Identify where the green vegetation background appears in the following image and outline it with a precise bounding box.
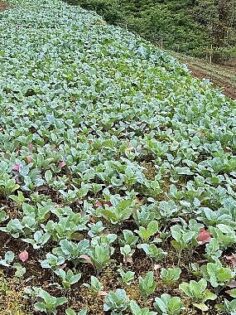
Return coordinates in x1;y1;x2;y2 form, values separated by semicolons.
66;0;236;60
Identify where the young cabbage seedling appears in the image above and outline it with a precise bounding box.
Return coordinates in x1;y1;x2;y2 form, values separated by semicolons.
130;300;157;315
171;224;197;251
179;279;217;311
198;207;231;226
135;221;159;242
54;269;82;289
118;268;135;285
209;225;236;249
120;244;135;264
204;239;222;262
88;221;105;237
170;223;197;264
84;276;104;295
99;198;134;224
133;205;156;227
0;251;15;267
138;244;167;262
66;308;88;315
154;294;184;315
14;263;26;278
9;191;27;207
0;175;20;197
40;253;65;270
26;287;67;315
221;299;236;314
0;209;8;223
201;261;234;288
23;230;51;249
160;267;181;285
120;229;139;247
89;244;112;273
0;219;24;238
103;289;130;314
53;239;90;262
59;189;78;205
139;271;157;298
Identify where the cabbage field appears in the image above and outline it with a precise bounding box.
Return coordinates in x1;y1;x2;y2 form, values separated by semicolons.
0;0;236;314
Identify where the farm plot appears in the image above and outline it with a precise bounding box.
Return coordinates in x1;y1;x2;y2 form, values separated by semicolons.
0;1;236;314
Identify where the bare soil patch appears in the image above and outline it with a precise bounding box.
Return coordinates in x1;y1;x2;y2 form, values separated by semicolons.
0;1;9;11
189;64;236;100
174;52;236;100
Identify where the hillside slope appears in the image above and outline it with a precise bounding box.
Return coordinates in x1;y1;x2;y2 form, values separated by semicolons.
0;1;236;314
67;0;236;60
65;0;236;99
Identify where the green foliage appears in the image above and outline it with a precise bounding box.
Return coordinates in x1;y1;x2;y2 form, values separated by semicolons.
201;262;234;288
0;251;15;267
89;244;113;272
25;287;67;315
99;198;135;224
120;244;135;263
204;239;222;262
160;267;181;285
138;244;167;262
153;294;184;315
0;1;235;313
64;0;205;56
135;221;159;242
120;230;139;247
53;239;90;261
0;174;20;197
9;191;27;207
0;209;8;223
130;300;157;315
67;0;236;59
84;276;104;294
179;279;217;311
66;309;88;315
55;269;82;289
118;268;135;285
170;224;197;251
13;263;26;278
103;289;130;314
23;230;51;249
139;271;157;298
40;253;65;270
221;299;236;314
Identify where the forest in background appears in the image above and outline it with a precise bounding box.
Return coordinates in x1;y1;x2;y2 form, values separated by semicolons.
66;0;236;63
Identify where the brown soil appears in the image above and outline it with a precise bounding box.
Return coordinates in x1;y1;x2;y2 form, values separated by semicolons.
173;52;236;100
189;64;236;100
0;1;8;11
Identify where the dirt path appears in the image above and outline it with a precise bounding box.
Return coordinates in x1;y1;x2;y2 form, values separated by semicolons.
174;53;236;100
188;64;236;100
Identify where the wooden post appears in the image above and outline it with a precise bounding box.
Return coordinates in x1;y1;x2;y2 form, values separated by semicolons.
209;44;213;64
